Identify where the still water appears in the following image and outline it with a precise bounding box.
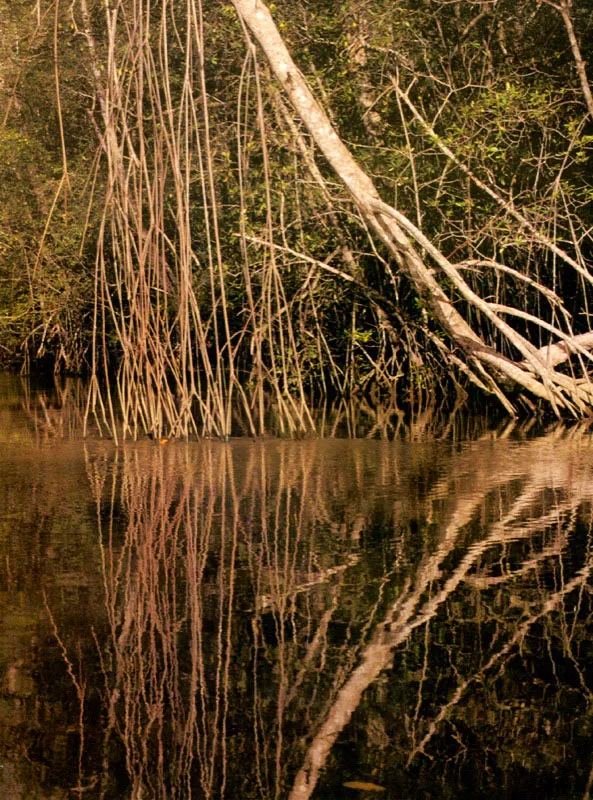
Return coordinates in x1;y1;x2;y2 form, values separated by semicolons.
1;376;593;799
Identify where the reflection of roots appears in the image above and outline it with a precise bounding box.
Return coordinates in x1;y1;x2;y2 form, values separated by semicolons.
85;429;593;799
89;441;374;798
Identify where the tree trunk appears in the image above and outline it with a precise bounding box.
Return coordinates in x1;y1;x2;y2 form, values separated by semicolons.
231;0;593;417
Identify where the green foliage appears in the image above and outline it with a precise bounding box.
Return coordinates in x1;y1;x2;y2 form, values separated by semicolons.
1;0;593;412
0;1;98;371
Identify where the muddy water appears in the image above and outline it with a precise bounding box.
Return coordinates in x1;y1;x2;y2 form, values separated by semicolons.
1;375;593;799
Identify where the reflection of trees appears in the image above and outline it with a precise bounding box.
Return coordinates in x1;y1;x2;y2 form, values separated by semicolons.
18;375;90;443
84;427;593;798
290;429;593;799
87;440;380;798
0;377;103;798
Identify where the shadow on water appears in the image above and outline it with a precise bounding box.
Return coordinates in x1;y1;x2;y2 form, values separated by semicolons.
1;376;593;798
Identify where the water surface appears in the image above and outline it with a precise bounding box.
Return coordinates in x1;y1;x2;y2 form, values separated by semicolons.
1;376;593;799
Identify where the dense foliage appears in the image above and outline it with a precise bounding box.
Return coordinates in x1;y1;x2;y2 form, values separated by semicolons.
1;1;592;431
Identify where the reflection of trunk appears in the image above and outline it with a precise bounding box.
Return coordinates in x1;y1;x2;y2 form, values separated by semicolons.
288;433;593;800
232;0;593;416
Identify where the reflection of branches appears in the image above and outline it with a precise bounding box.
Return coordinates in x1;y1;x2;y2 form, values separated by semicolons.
43;591;90;796
80;427;593;799
289;431;593;800
408;554;593;765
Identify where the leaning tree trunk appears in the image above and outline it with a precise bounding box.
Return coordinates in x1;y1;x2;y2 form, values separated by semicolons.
231;0;593;417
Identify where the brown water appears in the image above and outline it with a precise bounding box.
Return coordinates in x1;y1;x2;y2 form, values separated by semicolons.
1;375;593;799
